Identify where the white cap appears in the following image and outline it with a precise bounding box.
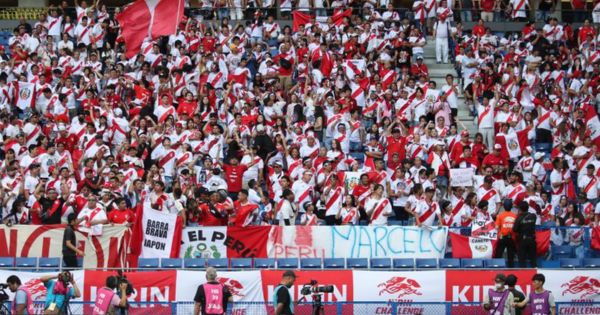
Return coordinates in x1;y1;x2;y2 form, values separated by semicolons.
534;152;545;160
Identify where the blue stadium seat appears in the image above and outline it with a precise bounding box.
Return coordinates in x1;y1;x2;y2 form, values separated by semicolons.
161;258;183;269
560;258;582;268
583;258;600;268
539;260;560;269
15;258;37;270
138;258;159;270
300;258;322;269
184;258;206;269
0;257;14;268
323;258;345;269
38;257;60;270
346;258;368;269
253;258;276;269
484;259;507;268
277;258;298;269
230;258;252;269
552;245;575;259
461;259;484;268
416;258;438;269
207;258;229;269
370;258;391;269
393;258;415;270
439;258;460;268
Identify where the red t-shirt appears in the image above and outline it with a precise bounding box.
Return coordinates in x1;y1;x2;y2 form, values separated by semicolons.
108;209;136;224
481;0;495;11
274;53;294;76
386;135;407;161
177;100;197;117
222;164;248;193
199;203;227;226
231;201;259;227
472;25;486;37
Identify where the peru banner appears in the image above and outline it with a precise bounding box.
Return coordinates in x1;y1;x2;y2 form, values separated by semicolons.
117;0;185;57
267;226;448;259
0;225;129;269
353;270;446;315
449;232;496;258
180;226;269;259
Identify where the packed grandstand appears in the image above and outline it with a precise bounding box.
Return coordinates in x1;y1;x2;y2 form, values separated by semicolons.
0;0;599;314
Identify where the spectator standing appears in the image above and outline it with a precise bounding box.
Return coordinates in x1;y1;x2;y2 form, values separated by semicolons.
495;199;517;268
513;201;538;268
62;213;83;269
193;267;232;315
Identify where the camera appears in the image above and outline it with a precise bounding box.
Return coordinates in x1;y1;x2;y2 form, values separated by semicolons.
58;271;72;286
300;280;334;296
116;270;134;296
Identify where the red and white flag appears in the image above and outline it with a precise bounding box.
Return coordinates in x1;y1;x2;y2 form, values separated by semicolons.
116;0;185;58
582;103;600;148
495;128;530;159
450;232;497;258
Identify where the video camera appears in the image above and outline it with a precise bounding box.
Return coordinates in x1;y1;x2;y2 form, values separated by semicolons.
300;280;334;296
116;270;134;296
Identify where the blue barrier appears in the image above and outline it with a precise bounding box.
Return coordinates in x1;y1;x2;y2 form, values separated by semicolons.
4;301;599;315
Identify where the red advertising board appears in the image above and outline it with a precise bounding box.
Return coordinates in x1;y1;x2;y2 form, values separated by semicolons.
260;270;354;314
446;269;537;315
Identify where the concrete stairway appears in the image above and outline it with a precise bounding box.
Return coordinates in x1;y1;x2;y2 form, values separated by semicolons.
423;39;478;137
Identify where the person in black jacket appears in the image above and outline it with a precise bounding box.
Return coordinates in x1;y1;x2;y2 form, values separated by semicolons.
512;201;538;267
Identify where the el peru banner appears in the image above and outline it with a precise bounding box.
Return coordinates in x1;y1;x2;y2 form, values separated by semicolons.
0;225;129;269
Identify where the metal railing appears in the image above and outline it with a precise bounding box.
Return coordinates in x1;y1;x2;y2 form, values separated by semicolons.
3;301;598;315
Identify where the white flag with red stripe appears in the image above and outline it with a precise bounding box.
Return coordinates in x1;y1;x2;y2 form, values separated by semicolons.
117;0;185;58
583;103;600;148
344;59;366;80
449;232;497;258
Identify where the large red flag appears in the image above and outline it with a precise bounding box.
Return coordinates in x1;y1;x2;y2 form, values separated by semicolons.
332;8;352;26
592;227;600;251
535;230;550;256
292;11;311;32
117;0;185;58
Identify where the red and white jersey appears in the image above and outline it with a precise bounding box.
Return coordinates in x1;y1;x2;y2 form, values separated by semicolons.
477;104;494;128
366;197;392;226
414;199;440;226
22;122;42;147
579;174;600;200
154;104;177;123
150;145;177;176
324;186;344;216
292;180;314;206
516;156;534;183
1;175;22;195
549;169;568;196
77;205;107;235
476;186;501;214
300;212;319;226
504;183;526;202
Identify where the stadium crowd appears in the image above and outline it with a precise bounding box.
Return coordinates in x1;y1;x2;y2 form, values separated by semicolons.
0;0;598;251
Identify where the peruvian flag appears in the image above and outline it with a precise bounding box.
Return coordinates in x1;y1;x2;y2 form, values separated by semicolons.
582;103;600;148
592;227;600;251
450;232;497;258
495;128;530;160
116;0;185;58
332;8;352;26
535;230;551;256
15;81;35;110
292;11;311;32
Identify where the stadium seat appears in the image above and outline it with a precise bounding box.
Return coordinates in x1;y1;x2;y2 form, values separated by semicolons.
38;257;60;270
416;258;438;269
346;258;368;269
370;258;391;269
484;259;507;268
582;258;600;268
138;258;159;270
560;258;582;268
15;258;36;270
300;258;322;269
0;257;14;268
323;258;345;269
539;259;560;269
207;258;229;269
276;258;298;269
230;258;252;269
253;258;276;269
552;245;574;259
393;258;415;270
183;258;206;269
161;258;183;269
461;259;484;269
439;258;460;268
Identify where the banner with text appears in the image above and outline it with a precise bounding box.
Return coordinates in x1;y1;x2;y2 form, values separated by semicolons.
0;225;129;269
267;226;448;258
138;206;181;258
180;226;269;259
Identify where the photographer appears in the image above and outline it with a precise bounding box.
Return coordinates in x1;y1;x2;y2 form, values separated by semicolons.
193;267;232;315
92;276;128;315
40;271;81;315
273;270;296;315
6;275;34;315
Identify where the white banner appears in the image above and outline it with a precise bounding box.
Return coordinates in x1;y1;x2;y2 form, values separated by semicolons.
180;226;228;258
267;226;448;258
140;204;178;258
0;225;129;269
450;168;474;187
504;132;522;158
470;220;497;240
541;270;600;302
